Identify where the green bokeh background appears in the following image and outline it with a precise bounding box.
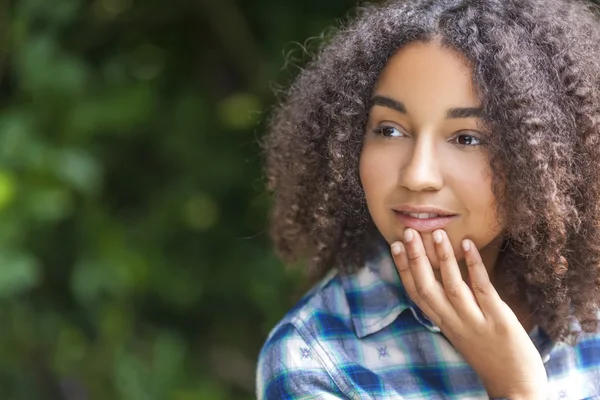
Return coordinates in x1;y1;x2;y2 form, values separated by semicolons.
0;0;358;398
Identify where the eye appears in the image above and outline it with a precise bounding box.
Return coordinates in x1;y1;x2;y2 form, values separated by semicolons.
454;133;482;146
373;125;405;138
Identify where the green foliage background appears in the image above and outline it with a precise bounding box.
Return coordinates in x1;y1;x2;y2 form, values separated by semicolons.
0;0;357;398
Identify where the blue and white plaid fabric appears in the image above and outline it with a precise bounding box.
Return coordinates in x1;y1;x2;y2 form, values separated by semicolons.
256;248;600;399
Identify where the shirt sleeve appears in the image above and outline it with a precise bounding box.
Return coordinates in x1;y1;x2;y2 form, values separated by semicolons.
256;323;347;399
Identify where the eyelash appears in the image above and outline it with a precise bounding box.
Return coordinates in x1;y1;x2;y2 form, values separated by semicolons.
372;126;484;147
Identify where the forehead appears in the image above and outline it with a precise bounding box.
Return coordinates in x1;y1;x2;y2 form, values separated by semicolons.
373;41;480;111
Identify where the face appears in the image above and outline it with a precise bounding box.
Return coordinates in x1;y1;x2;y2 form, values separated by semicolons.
360;40;503;274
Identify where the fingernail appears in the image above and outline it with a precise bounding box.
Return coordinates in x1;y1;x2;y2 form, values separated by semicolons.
391;242;403;255
462;239;471;252
404;228;414;243
433;230;442;244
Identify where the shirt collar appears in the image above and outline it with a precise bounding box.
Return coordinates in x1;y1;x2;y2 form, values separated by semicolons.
340;245;440;338
340;246;557;361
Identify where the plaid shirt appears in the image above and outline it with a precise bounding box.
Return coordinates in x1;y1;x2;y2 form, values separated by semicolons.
256;248;600;399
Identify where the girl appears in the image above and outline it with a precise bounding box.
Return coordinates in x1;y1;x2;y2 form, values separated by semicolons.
258;0;600;398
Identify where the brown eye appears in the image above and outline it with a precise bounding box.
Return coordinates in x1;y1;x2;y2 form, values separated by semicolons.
373;126;404;138
455;133;481;146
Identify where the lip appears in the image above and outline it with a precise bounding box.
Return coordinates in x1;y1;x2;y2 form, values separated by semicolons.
391;205;458;232
391;205;456;216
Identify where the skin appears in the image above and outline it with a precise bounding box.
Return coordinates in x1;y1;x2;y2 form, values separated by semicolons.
360;39;502;279
359;41;547;398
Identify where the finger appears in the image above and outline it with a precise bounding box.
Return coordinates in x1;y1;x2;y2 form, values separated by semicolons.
391;241;440;322
403;229;457;321
462;239;503;317
433;230;484;323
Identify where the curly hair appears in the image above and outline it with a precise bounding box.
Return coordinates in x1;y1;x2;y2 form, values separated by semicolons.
264;0;600;342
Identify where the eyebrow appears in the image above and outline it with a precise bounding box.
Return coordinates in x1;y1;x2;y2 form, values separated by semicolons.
372;95;483;119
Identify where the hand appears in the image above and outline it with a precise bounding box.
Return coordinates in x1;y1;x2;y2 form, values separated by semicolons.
390;228;548;399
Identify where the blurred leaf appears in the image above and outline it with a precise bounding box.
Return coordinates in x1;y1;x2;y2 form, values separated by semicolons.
0;111;39;165
71;258;124;304
18;0;81;26
18;35;88;97
25;186;74;222
182;193;219;231
151;332;186;393
93;0;134;20
0;170;17;212
128;44;165;81
170;381;229;400
114;352;150;400
0;250;41;297
154;267;203;309
66;84;155;136
98;304;133;350
53;327;88;374
217;93;262;130
52;148;103;195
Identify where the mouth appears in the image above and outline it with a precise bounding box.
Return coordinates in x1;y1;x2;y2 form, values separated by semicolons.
392;209;458;231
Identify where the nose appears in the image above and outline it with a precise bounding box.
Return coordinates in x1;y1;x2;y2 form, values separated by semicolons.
398;137;443;192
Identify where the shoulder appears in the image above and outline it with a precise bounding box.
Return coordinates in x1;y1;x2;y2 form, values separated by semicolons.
256;323;345;399
262;269;354;343
571;313;600;365
256;270;355;399
544;314;600;398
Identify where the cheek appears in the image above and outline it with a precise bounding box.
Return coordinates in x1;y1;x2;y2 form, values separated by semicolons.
359;145;396;200
359;144;399;241
449;163;502;246
429;157;501;266
460;167;497;222
445;151;496;218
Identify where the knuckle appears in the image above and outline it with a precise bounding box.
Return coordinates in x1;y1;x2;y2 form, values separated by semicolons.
407;251;421;262
394;258;410;273
444;283;462;298
406;289;420;303
466;257;480;269
438;251;452;263
417;286;434;303
396;264;410;273
471;281;489;296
